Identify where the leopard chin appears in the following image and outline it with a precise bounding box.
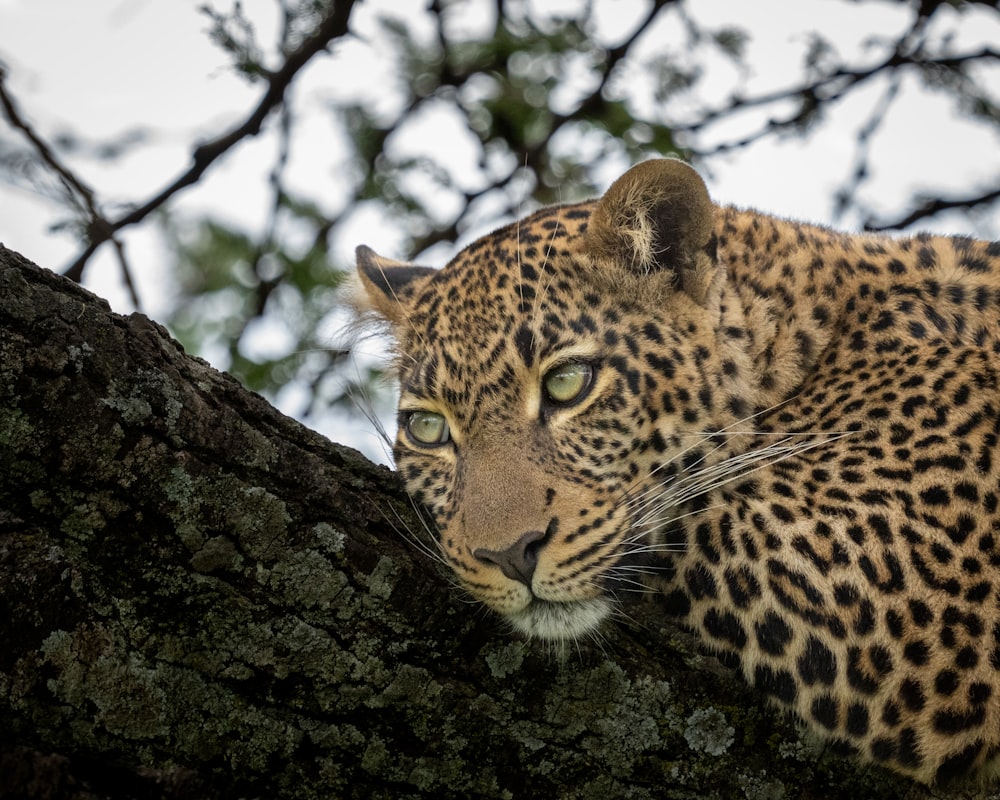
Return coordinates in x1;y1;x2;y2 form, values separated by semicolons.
507;597;611;641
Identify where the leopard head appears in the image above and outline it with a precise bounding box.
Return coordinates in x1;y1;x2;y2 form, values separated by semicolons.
352;159;751;640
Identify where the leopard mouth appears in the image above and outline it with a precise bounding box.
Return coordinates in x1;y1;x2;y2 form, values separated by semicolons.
507;597;611;641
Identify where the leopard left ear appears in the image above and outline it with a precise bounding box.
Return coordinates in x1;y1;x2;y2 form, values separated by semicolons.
352;245;436;326
586;158;718;305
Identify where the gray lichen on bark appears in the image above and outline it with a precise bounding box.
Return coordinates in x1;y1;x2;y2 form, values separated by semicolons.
0;246;970;798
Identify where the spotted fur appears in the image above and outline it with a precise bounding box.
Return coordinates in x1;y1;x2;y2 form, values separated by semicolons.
352;158;1000;785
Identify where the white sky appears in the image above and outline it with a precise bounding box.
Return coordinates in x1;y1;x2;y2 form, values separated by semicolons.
1;0;998;458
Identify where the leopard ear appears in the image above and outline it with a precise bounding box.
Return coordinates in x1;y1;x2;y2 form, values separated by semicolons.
351;245;436;326
586;158;718;305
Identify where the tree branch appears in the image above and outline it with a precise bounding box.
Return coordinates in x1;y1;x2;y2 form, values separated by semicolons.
0;66;100;217
62;0;358;282
673;46;1000;138
0;66;138;304
864;185;1000;231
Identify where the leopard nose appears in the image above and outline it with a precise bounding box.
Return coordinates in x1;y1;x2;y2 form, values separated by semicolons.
474;529;548;587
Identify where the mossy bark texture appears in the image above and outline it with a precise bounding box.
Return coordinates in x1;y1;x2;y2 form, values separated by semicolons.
0;247;965;799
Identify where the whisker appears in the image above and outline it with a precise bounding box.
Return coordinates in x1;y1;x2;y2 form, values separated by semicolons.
336;361;397;462
631;495;728;532
619;393;842;506
598;411;860;602
631;429;853;519
653;431;853;512
365;489;460;582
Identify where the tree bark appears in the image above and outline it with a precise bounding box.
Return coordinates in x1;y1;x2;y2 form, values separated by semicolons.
0;246;970;799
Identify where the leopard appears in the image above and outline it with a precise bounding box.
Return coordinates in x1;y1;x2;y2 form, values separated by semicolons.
349;157;1000;786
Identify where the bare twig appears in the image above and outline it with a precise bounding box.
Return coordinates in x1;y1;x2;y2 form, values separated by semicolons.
0;67;100;216
109;237;141;308
62;0;358;282
0;66;141;304
673;47;1000;137
864;185;1000;231
831;73;903;223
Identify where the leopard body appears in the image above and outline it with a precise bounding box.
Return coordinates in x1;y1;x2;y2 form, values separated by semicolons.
353;159;1000;784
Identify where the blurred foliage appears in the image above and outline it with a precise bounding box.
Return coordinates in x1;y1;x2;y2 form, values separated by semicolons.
2;0;998;455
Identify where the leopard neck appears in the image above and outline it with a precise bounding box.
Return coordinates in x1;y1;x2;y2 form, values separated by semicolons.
709;205;888;417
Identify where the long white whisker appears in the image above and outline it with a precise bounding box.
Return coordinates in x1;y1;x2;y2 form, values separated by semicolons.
629;501;727;542
616;398;794;506
661;431;853;508
632;429;854;522
603;422;859;599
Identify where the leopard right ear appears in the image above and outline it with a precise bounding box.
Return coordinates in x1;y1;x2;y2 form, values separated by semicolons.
585;158;718;305
351;245;436;326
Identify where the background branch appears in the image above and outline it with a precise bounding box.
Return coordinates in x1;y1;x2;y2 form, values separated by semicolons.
864;185;1000;231
60;0;357;283
0;66;100;215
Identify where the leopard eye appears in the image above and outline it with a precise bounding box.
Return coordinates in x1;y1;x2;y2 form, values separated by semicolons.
404;410;450;446
542;361;594;406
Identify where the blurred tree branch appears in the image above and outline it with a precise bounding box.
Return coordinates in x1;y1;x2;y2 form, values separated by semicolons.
681;47;1000;153
865;185;1000;231
62;0;356;283
1;1;357;294
0;67;137;304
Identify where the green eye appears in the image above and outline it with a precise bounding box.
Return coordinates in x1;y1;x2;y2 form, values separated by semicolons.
404;410;450;446
543;361;594;406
